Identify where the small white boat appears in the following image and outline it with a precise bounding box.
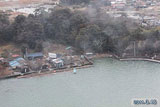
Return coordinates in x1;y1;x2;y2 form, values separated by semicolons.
73;68;77;74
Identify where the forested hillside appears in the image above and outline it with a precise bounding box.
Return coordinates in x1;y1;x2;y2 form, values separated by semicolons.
0;5;160;57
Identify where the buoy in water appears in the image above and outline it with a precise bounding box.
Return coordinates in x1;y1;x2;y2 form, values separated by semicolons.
53;70;56;74
73;68;77;74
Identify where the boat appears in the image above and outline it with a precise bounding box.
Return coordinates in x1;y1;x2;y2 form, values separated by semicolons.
73;68;77;74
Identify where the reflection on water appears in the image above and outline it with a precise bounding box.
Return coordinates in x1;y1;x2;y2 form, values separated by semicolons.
0;58;160;107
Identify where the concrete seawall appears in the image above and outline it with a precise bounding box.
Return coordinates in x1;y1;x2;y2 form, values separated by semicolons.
120;58;160;63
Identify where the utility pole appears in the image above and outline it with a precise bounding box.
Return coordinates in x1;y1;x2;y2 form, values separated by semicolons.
24;47;28;58
133;41;136;57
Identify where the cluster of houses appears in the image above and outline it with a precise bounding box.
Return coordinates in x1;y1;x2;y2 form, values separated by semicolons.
94;0;160;27
0;50;93;78
104;0;160;10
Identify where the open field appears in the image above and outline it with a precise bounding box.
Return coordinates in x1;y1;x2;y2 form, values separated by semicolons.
0;0;54;6
0;0;58;10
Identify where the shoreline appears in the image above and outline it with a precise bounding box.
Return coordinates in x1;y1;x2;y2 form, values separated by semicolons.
119;58;160;63
0;64;94;80
19;56;160;79
1;53;160;80
17;64;94;79
93;53;160;64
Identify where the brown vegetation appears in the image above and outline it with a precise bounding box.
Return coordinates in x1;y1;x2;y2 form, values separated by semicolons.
0;62;13;77
0;44;20;55
0;0;57;7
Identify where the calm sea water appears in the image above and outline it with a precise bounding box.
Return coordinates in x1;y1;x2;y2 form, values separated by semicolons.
0;58;160;107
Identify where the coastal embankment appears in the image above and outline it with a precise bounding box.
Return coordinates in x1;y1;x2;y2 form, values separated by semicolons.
17;64;94;79
94;53;160;64
0;63;94;80
120;58;160;63
2;52;160;80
